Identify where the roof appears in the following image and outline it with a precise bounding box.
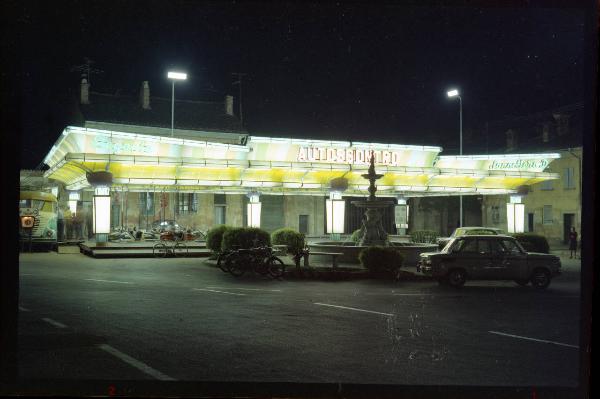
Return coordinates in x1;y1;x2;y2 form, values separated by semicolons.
79;92;244;133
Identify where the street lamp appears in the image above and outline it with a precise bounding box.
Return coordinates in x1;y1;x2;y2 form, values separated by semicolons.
447;88;463;227
167;71;187;137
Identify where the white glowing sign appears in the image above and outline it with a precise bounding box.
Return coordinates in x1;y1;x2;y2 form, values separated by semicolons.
93;136;154;155
298;147;405;166
489;159;549;171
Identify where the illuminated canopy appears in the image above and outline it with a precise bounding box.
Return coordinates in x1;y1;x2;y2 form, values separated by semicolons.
43;125;560;196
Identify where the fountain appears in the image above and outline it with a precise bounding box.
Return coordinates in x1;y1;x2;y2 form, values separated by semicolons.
351;153;395;246
308;151;438;266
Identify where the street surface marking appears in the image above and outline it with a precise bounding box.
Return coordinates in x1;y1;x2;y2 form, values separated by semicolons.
205;286;282;292
193;288;246;296
19;306;30;312
20;273;33;276
488;331;579;349
84;278;134;285
42;318;67;328
98;344;176;381
314;303;394;317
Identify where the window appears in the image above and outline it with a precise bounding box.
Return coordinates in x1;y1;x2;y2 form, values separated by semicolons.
214;194;226;205
563;167;575;189
457;238;477;253
139;193;154;215
500;239;523;255
543;205;553;224
540;179;553;191
477;239;492;254
299;215;309;234
214;205;226;225
176;193;198;214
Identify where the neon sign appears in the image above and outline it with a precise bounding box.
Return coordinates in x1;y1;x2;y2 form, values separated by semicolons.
297;147;405;166
93;136;153;155
488;159;549;171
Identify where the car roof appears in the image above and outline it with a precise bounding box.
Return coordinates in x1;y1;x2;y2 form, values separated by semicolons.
457;227;503;231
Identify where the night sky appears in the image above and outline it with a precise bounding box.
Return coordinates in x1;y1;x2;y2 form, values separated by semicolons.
10;1;588;169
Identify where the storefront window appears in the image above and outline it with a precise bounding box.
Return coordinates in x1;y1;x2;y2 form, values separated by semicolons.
177;193;198;214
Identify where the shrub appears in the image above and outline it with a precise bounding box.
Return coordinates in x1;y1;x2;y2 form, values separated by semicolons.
350;229;362;244
222;227;271;252
511;233;550;254
410;230;438;243
206;225;231;253
359;246;403;275
271;228;305;255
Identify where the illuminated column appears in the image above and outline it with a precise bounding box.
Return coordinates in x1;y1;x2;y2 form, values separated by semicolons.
506;194;525;233
326;191;345;239
87;171;113;245
247;191;262;228
394;194;409;235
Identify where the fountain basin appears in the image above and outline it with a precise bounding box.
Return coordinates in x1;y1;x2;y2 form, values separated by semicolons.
308;241;439;266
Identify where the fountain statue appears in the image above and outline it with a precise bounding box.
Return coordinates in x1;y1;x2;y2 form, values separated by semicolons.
351;152;394;246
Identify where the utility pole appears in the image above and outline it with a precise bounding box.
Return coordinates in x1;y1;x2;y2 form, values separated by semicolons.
70;57;104;85
231;72;247;128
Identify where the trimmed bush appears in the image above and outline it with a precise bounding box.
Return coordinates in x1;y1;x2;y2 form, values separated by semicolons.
350;229;362;244
222;227;271;252
359;246;404;276
511;233;550;254
206;225;231;253
410;230;438;244
271;228;305;255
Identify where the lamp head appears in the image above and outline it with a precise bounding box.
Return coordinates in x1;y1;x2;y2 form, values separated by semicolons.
167;71;187;80
447;89;459;98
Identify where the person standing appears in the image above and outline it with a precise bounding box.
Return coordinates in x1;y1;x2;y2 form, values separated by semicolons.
569;227;578;259
57;205;64;242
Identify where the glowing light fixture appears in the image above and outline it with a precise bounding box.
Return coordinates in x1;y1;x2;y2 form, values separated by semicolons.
247;191;262;228
395;194;409;234
167;72;187;80
447;89;459;97
326;191;345;234
506;196;525;233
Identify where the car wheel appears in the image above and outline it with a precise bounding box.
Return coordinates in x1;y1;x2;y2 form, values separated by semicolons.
447;269;466;288
514;279;529;286
530;268;551;289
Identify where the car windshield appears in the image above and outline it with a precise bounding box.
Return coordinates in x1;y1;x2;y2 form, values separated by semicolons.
441;238;456;253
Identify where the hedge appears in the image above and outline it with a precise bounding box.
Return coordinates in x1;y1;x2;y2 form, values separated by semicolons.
358;246;403;276
222;227;271;252
271;228;306;255
206;225;232;253
511;233;550;254
410;230;438;243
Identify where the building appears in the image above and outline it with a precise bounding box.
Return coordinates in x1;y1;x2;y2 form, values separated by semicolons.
38;79;563;240
481;103;583;247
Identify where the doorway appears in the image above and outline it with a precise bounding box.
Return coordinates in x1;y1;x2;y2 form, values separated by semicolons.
563;213;575;244
527;213;534;232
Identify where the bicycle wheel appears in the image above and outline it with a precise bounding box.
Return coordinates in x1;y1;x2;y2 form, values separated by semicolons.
226;255;246;277
153;243;168;258
267;256;285;278
216;252;231;273
174;242;188;257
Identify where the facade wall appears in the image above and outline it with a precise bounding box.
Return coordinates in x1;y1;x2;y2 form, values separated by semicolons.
283;195;325;236
482;147;582;248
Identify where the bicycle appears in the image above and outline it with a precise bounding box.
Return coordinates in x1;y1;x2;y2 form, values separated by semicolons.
153;232;188;257
224;246;285;278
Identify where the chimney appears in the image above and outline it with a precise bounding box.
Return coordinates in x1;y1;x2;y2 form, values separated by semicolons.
553;113;570;136
225;95;234;116
140;81;151;110
505;129;518;152
80;78;90;104
542;121;551;143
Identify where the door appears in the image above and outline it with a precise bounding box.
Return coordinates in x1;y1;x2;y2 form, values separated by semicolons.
563;213;575;244
214;205;226;226
498;238;528;280
298;215;309;235
475;238;499;279
528;213;534;232
454;237;485;279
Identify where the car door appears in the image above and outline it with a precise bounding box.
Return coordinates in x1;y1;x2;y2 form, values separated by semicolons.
475;238;499;279
498;238;528;280
454;237;484;278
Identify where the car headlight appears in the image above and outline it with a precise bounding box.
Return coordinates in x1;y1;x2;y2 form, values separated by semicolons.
424;258;432;265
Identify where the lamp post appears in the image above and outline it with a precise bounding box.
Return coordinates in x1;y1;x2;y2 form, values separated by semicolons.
447;88;463;227
167;71;187;137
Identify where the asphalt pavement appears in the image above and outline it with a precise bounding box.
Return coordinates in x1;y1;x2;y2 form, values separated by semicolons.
15;252;582;389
